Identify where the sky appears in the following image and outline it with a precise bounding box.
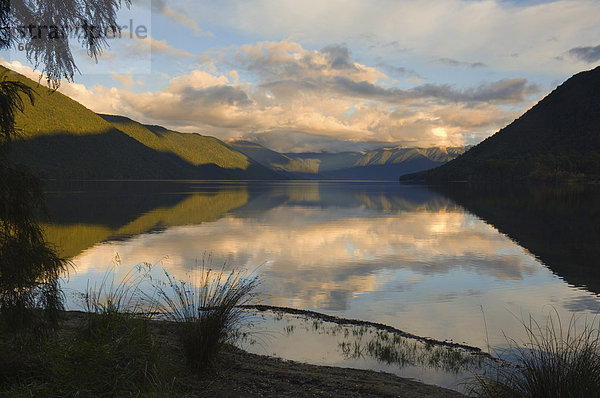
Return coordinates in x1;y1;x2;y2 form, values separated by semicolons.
2;0;600;152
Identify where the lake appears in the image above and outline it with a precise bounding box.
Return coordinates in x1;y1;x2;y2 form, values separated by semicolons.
43;180;600;390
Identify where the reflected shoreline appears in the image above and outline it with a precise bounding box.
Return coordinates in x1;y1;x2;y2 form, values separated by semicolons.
432;182;600;295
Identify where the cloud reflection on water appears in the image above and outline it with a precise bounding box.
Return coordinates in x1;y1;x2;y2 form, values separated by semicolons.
50;182;600;351
70;197;539;312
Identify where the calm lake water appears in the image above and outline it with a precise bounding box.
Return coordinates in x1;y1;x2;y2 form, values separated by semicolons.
44;180;600;390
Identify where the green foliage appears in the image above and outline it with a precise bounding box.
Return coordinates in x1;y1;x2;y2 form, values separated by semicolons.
420;151;600;183
0;266;174;397
0;314;174;397
0;72;67;331
101;115;251;169
0;262;259;395
1;1;130;85
0;67;115;138
0;65;118;139
0;71;35;154
69;315;172;397
155;265;260;371
467;314;600;398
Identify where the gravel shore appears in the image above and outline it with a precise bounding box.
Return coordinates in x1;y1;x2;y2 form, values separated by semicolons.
184;344;466;397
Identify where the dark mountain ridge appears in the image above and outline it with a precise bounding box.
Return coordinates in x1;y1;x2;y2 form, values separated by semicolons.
402;65;600;182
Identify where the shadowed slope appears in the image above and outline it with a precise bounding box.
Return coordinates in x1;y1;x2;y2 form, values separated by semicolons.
2;66;280;180
101;115;252;170
402;66;600;182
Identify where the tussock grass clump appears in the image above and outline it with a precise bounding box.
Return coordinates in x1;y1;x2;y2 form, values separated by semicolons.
155;266;259;371
0;266;175;397
1;261;260;395
467;314;600;398
70;268;172;396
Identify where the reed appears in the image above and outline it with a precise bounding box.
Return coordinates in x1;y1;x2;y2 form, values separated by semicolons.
467;313;600;397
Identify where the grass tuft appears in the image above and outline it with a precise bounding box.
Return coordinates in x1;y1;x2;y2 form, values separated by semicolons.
155;265;260;371
0;259;260;395
466;313;600;397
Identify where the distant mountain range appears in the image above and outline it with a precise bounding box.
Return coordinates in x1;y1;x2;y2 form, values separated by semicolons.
3;65;464;180
231;141;466;180
402;65;600;183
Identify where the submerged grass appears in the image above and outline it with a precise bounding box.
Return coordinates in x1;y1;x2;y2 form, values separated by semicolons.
155;265;260;371
335;326;483;373
466;313;600;398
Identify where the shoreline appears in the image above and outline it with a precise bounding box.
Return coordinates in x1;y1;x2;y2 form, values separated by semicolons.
60;310;469;397
198;343;467;397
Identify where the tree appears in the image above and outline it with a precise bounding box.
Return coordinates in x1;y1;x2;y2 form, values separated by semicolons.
0;0;129;329
1;0;130;87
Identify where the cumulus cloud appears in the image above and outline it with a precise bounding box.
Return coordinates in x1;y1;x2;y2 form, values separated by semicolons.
232;41;538;105
0;39;540;152
285;75;539;105
411;79;540;104
178;85;251;107
568;45;600;63
232;41;385;85
114;39;535;147
213;0;600;74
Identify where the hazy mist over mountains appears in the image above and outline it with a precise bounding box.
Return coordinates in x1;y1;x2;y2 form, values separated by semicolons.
231;140;466;180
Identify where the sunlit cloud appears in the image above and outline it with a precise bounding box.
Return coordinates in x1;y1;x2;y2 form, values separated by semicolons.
2;41;538;152
3;1;599;151
206;0;600;74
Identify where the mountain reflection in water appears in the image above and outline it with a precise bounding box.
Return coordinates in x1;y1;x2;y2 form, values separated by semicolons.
44;181;600;353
